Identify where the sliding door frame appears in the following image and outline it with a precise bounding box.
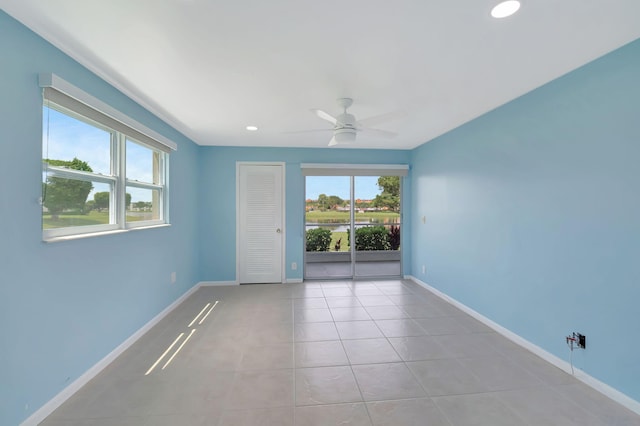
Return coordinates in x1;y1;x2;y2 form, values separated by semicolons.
302;164;408;281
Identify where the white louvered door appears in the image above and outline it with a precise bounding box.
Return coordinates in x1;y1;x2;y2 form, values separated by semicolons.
238;164;284;284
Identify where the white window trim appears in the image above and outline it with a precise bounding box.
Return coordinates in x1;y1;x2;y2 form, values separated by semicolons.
40;74;174;241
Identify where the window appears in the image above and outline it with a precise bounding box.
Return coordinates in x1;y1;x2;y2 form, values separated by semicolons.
40;74;175;240
125;138;164;223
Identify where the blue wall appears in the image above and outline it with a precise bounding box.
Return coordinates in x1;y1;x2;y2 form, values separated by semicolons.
197;147;412;282
410;38;640;401
0;11;201;425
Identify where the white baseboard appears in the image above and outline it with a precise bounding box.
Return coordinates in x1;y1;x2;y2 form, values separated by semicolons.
199;280;238;286
21;283;202;426
199;280;303;285
406;275;640;415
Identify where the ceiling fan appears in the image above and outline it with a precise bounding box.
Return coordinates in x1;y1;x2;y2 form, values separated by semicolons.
307;98;405;146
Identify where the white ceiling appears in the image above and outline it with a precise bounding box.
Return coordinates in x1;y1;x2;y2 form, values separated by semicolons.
3;1;640;149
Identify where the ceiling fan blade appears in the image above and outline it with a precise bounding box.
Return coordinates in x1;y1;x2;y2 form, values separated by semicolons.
312;109;338;125
357;109;407;127
328;136;338;146
360;127;398;139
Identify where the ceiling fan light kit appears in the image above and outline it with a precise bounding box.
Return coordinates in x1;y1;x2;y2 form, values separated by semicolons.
331;128;357;145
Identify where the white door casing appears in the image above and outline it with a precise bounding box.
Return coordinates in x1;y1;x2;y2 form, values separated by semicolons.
237;163;284;284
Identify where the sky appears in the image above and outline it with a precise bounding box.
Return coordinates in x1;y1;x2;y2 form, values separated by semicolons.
43;106;155;202
305;175;382;200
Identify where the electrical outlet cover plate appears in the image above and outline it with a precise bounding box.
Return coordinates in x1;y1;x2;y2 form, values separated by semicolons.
577;333;586;349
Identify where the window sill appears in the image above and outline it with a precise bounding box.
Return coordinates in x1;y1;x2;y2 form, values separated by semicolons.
43;224;171;243
128;223;171;232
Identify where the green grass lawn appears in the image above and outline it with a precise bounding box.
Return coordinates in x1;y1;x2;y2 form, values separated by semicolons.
330;231;349;252
306;210;400;223
43;210;148;229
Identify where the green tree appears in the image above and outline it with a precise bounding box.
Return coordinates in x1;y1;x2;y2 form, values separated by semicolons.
94;192;109;211
327;195;344;210
94;192;131;211
317;194;329;211
355;199;371;209
43;158;93;219
134;201;152;210
372;176;400;212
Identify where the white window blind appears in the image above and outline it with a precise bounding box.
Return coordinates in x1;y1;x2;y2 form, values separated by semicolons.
300;163;409;176
39;73;177;153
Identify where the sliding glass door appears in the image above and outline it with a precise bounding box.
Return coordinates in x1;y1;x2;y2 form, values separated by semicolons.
304;171;402;280
354;176;401;277
304;176;352;279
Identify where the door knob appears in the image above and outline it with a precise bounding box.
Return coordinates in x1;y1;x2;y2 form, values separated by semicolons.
276;228;281;233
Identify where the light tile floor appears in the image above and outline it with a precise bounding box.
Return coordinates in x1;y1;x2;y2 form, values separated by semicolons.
40;280;640;425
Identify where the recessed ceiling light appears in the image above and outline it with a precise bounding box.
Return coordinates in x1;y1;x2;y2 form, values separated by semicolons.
246;125;258;131
491;0;521;18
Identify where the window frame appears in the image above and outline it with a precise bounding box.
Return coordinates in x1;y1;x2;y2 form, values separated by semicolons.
124;136;169;229
40;73;175;241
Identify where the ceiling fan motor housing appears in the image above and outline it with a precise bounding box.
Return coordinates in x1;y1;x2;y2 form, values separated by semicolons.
336;112;356;129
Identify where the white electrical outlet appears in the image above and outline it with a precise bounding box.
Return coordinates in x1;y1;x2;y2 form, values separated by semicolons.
422;215;426;224
291;262;297;270
422;265;426;274
170;272;176;284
